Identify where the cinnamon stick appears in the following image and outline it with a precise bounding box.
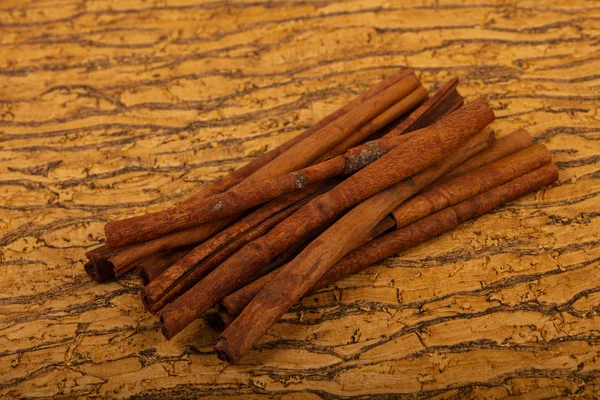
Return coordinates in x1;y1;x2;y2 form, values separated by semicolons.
241;74;421;186
215;163;558;362
318;86;428;160
312;162;559;290
437;128;533;184
218;216;396;322
185;68;415;202
217;137;543;319
136;246;193;285
104;125;428;248
384;78;464;137
84;245;116;282
143;182;333;313
111;217;233;276
105;77;422;249
391;143;551;228
159;99;494;339
209;103;495;361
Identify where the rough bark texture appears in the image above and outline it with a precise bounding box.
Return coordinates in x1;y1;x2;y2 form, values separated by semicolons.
0;0;598;398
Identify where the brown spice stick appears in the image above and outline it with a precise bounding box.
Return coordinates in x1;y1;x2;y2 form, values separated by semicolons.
84;246;117;282
217;134;537;319
384;78;464;137
185;68;414;202
313;163;559;289
392;143;551;228
241;75;421;185
110;217;234;276
437;128;533;184
85;69;414;274
215;163;558;361
143;183;333;313
211;112;495;362
136;246;194;285
105;76;420;249
103;71;418;250
317;86;428;160
159;99;494;339
105;126;426;248
218;215;396;319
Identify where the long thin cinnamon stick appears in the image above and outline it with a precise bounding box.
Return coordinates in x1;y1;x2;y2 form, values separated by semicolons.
241;75;421;186
105;77;422;249
143;182;334;313
215;163;558;362
185;68;414;202
437;128;533;184
86;69;419;279
159;99;494;339
217;136;541;319
384;78;464;137
391;143;551;228
208;102;495;361
105;125;428;248
108;217;233;276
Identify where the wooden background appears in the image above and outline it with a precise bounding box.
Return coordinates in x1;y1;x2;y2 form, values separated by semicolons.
1;0;599;398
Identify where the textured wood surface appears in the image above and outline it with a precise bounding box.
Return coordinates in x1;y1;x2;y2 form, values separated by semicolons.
1;0;599;398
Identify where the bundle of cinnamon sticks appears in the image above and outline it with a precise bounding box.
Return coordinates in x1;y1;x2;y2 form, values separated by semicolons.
84;68;558;363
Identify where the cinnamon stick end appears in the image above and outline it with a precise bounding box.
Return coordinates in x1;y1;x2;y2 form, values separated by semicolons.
141;293;158;315
83;259;115;282
159;315;173;340
214;338;237;364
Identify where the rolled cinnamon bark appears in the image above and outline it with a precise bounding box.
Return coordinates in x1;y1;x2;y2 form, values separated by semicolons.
391;143;551;228
217;138;545;319
136;246;194;285
85;69;418;276
104;126;426;248
241;75;421;185
110;217;234;276
318;85;428;159
215;162;558;362
216;127;492;321
185;68;415;202
159;99;494;339
105;76;422;249
143;182;334;313
437;128;533;184
84;245;117;282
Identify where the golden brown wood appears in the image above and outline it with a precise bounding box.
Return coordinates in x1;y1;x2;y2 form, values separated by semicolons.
1;0;599;397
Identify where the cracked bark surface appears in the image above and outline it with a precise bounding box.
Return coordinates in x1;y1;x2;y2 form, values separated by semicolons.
1;0;599;398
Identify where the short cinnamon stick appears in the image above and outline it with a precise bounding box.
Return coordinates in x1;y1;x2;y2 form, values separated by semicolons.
84;246;116;282
384;78;464;137
159;99;494;339
215;163;558;361
313;162;559;289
